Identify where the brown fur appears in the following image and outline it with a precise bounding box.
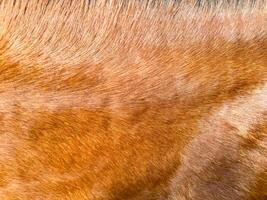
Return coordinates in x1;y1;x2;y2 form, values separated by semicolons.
0;0;266;199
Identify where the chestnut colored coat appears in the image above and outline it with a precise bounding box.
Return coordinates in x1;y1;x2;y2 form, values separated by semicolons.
0;0;266;199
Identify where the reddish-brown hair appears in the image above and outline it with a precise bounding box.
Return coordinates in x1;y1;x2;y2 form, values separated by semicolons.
0;0;266;199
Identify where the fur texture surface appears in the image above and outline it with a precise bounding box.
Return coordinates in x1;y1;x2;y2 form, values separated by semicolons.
0;0;266;199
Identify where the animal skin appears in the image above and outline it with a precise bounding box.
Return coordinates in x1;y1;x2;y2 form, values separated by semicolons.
0;0;266;199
